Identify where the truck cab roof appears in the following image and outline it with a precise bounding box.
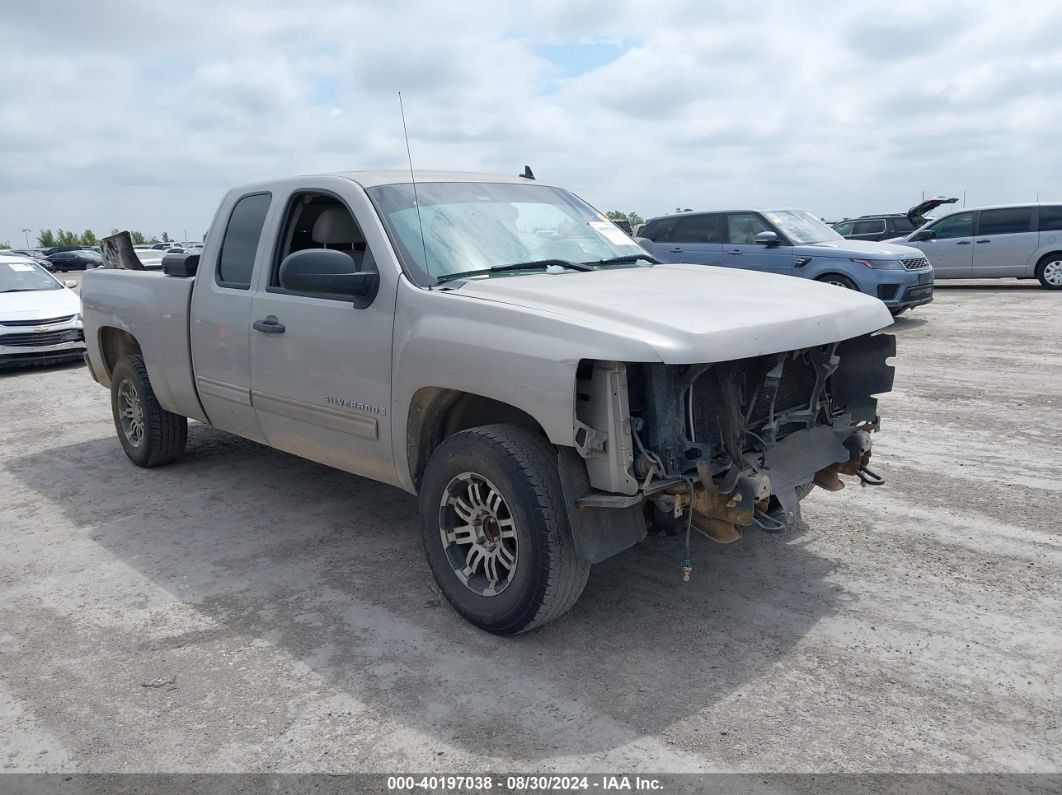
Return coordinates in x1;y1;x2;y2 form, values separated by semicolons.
230;170;552;194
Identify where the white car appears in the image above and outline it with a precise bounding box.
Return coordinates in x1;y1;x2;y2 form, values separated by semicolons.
0;255;85;367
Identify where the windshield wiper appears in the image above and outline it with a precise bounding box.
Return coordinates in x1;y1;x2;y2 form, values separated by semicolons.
0;288;39;293
435;259;592;285
587;253;659;266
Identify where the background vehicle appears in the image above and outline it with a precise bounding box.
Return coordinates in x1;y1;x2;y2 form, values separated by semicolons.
47;249;102;271
3;248;50;263
0;255;85;367
641;208;933;315
833;197;958;242
888;202;1062;289
82;171;896;635
134;249;167;269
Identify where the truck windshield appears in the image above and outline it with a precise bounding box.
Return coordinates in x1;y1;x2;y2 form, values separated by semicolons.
0;260;60;292
763;210;844;245
366;181;649;285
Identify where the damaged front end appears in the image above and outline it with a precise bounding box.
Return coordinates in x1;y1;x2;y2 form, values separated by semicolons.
566;332;895;561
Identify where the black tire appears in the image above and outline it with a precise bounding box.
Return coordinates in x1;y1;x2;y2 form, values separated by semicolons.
1035;253;1062;290
110;354;187;467
816;274;859;291
796;480;815;500
889;306;908;317
419;424;590;635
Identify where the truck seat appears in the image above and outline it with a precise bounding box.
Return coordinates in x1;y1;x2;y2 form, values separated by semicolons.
312;207;367;271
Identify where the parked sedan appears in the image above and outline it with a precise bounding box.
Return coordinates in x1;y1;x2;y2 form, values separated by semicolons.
46;249;102;272
886;203;1062;289
0;255;85;367
641;208;934;315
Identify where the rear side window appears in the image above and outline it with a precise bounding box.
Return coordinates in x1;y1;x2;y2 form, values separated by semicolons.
853;219;886;235
670;214;723;243
216;192;271;289
928;211;973;240
890;217;914;232
641;218;677;242
1038;205;1062;231
833;221;854;236
978;207;1032;235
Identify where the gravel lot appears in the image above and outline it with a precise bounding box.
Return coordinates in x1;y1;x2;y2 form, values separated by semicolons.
1;279;1059;774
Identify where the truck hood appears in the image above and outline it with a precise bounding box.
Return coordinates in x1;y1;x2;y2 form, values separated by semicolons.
795;238;924;259
449;263;892;364
0;286;80;320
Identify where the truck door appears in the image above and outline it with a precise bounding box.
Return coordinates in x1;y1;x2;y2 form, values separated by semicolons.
189;191;273;443
723;213;794;275
248;184;399;486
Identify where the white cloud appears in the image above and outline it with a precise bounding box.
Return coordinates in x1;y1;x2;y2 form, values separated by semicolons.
1;0;1060;245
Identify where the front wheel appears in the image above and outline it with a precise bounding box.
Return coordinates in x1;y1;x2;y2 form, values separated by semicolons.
816;274;859;291
110;354;187;467
1036;254;1062;290
419;424;590;635
889;306;908;317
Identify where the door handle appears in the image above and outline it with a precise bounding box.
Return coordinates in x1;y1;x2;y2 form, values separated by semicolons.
956;240;971;245
728;249;742;255
976;239;991;244
669;247;682;253
253;315;285;334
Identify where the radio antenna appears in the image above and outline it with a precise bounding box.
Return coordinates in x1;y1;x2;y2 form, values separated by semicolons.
398;91;431;283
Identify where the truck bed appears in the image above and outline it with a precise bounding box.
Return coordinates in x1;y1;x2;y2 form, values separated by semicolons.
81;269;207;422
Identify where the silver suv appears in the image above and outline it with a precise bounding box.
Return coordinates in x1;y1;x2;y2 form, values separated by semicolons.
888;203;1062;289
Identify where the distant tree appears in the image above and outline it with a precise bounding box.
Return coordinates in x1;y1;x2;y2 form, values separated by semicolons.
110;228;120;236
37;229;58;247
80;229;98;246
56;229;81;246
161;231;171;243
606;210;645;228
0;241;10;249
130;231;147;245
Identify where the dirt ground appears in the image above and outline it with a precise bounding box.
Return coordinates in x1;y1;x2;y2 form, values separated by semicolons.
0;279;1059;774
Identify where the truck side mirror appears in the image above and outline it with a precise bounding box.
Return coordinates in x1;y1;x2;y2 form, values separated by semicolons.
279;248;378;299
754;231;780;246
911;229;935;242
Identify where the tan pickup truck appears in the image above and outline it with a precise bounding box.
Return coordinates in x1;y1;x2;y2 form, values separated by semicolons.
82;170;895;634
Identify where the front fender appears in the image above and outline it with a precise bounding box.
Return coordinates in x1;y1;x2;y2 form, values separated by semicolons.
390;277;660;492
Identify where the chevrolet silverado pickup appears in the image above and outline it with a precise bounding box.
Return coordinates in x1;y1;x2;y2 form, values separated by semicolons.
82;171;896;635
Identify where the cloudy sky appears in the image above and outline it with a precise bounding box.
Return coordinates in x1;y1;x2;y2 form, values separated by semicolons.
1;0;1059;246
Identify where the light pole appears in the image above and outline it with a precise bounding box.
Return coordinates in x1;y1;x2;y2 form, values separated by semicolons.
21;228;31;248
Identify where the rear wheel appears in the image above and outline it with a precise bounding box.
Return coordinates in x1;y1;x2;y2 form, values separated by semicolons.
816;274;859;291
419;424;589;635
889;307;908;317
110;354;187;467
1036;254;1062;290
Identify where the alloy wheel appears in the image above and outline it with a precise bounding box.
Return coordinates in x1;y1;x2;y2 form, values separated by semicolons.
117;379;145;447
438;472;519;597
